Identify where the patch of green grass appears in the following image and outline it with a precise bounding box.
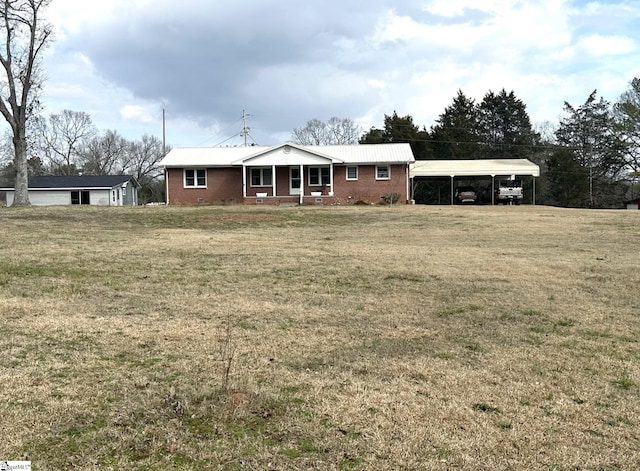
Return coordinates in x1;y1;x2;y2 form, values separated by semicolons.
555;318;575;328
612;372;635;390
280;448;303;459
432;351;455;360
583;329;613;339
0;262;52;277
184;415;217;438
173;452;194;466
437;448;452;459
384;272;424;282
299;437;318;453
523;309;544;317
436;305;481;318
464;342;485;353
340;457;361;469
472;403;501;414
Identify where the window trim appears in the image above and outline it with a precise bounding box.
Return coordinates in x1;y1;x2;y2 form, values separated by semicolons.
346;165;358;181
250;167;273;187
308;166;330;186
184;168;207;188
376;165;390;181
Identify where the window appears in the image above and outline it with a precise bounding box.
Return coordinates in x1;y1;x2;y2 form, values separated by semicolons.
250;167;272;187
184;169;206;187
71;190;90;205
346;166;358;180
309;167;330;186
376;165;390;180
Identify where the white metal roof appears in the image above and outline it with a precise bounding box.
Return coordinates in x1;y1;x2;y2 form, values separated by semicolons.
160;143;415;167
410;159;540;178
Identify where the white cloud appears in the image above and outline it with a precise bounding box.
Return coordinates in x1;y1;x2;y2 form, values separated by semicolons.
120;105;155;124
577;34;636;57
36;0;640;146
367;79;388;90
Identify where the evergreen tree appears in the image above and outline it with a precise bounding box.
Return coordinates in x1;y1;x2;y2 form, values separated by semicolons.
430;90;481;159
614;77;640;175
555;90;625;207
360;111;430;160
477;89;538;159
545;147;589;207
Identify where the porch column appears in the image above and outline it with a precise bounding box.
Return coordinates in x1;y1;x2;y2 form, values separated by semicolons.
272;165;277;197
406;164;410;203
299;164;304;204
165;168;170;205
242;165;247;198
329;164;334;196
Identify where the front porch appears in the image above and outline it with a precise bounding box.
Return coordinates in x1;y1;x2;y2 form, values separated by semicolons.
242;162;337;205
236;143;344;205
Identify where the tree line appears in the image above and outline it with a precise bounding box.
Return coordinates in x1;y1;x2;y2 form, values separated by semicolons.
0;110;167;203
294;81;640;208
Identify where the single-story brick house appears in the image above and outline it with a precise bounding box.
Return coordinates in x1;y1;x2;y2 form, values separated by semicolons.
2;175;139;206
159;143;415;205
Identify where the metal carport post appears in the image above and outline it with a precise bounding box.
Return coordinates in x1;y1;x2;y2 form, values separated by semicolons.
491;175;495;205
450;175;454;205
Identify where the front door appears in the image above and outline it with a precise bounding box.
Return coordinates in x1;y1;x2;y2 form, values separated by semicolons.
290;167;301;195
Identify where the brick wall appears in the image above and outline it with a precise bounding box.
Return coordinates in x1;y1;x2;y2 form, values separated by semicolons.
166;168;243;204
332;164;408;204
166;164;409;205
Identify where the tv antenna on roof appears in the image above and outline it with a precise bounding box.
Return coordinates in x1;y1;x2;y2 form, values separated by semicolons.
241;110;251;147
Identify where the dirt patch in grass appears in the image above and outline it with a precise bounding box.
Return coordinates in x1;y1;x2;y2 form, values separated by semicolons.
1;204;639;469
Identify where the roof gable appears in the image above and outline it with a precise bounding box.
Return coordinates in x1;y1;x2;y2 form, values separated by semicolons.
234;143;343;166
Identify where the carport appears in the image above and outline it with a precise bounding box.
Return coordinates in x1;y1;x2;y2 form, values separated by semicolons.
410;159;541;205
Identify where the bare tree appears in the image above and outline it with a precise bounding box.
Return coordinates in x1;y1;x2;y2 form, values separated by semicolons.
326;117;361;145
80;129;128;175
125;134;165;181
36;109;96;175
124;134;168;203
0;0;52;205
291;117;361;145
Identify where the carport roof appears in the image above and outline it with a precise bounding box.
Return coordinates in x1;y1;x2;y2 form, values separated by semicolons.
410;159;540;178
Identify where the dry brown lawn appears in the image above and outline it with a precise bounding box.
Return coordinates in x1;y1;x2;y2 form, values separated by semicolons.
0;204;639;470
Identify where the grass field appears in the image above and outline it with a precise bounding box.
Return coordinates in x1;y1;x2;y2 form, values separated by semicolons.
1;204;639;470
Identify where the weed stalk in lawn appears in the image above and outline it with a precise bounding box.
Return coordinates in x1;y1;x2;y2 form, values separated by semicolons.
220;312;236;391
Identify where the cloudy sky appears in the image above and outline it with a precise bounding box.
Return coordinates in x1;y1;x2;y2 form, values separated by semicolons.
42;0;640;147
